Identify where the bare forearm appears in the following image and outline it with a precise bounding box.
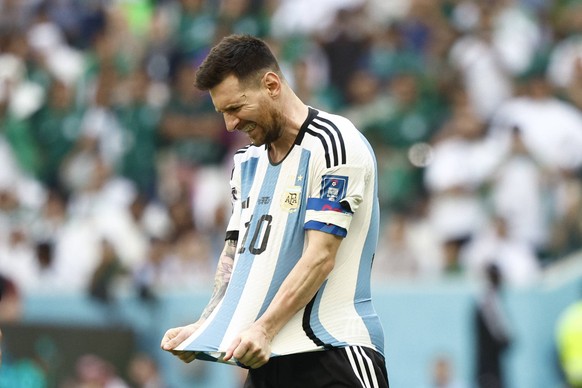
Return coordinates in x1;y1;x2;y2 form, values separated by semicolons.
200;239;237;321
255;232;341;340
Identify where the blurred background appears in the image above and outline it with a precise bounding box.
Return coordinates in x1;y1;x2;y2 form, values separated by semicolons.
0;0;582;387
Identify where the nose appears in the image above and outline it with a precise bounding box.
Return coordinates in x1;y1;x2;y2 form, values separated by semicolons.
224;113;240;132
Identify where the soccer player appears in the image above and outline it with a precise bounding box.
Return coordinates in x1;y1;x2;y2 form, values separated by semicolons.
161;34;389;388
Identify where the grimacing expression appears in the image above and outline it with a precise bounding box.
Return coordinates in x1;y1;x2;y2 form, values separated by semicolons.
210;74;284;146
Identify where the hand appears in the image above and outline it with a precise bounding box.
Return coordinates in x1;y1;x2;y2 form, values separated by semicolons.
161;322;202;363
223;323;272;369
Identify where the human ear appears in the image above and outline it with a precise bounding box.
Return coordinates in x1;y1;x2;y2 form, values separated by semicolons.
263;72;281;97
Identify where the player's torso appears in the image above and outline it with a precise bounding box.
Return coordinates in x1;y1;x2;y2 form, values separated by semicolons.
234;145;311;286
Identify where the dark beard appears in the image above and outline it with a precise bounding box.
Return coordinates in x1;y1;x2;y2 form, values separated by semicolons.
261;109;284;145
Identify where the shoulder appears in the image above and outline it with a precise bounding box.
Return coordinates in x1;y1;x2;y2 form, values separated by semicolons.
310;109;359;137
300;108;373;168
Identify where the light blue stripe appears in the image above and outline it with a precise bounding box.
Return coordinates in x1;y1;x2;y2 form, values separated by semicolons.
184;156;282;353
256;149;310;318
353;132;385;355
241;156;259;201
309;280;346;347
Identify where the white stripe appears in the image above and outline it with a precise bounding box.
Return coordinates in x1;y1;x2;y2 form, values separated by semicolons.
356;346;379;388
308;123;338;166
313;115;345;164
352;346;372;388
345;347;367;388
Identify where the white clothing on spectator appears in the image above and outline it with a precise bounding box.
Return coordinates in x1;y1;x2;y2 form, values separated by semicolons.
547;35;582;89
449;35;513;121
490;154;548;249
424;136;501;242
490;97;582;171
461;223;541;288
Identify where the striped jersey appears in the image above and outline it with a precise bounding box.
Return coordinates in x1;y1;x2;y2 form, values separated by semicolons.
177;107;384;363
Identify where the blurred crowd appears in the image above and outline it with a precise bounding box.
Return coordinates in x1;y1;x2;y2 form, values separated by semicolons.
0;0;582;314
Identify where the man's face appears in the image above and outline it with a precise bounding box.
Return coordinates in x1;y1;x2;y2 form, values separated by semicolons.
210;74;283;146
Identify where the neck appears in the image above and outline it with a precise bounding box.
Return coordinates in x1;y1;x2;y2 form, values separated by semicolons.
268;90;309;163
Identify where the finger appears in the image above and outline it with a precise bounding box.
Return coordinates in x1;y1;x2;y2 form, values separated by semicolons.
179;351;199;363
233;341;253;361
224;337;242;362
161;328;179;349
163;331;189;351
160;332;172;348
236;346;259;367
242;350;269;369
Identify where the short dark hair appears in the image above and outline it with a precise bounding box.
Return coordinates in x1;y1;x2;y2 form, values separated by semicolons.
194;34;281;91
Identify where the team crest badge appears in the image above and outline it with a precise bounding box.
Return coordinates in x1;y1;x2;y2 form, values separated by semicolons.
281;185;302;212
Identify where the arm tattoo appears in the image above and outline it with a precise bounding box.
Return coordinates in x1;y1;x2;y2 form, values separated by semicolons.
200;239;237;320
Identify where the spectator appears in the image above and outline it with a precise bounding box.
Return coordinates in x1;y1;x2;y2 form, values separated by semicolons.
31;78;84;190
317;5;373;104
66;353;129;388
427;353;467;388
474;263;513;388
488;56;582;173
115;66;161;198
448;7;513;121
423;101;499;258
158;58;227;169
127;352;167;388
487;126;549;252
373;212;420;280
461;215;541;288
89;238;125;303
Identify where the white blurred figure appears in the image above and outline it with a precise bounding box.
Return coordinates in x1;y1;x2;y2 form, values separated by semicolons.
66;158;136;219
0;225;38;293
0;142;47;293
488;64;582;174
133;237;173;297
49;215;102;292
488;126;549;251
162;228;214;292
373;213;420;281
75;67;126;172
51;158;138;293
424;106;501;249
449;8;512;121
364;0;411;26
448;0;542;121
270;0;365;38
461;216;541;288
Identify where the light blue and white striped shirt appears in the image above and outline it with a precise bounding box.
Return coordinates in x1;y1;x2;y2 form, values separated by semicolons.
177;107;384;363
